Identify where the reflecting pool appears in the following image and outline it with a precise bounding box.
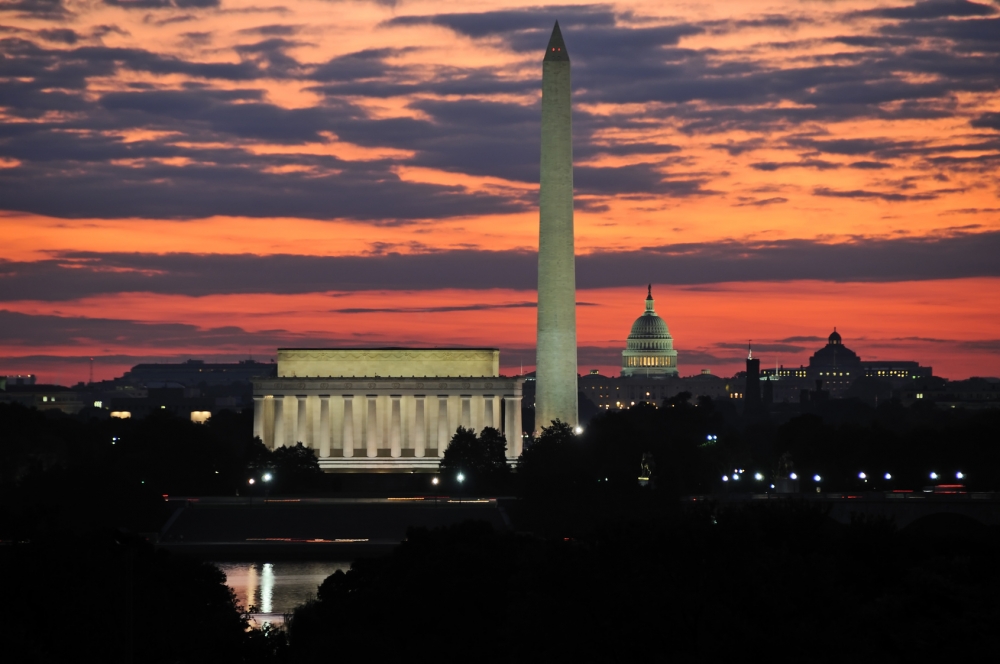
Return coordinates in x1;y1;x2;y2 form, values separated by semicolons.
216;561;351;620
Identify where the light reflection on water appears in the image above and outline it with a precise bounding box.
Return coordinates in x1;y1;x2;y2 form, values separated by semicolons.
216;561;352;616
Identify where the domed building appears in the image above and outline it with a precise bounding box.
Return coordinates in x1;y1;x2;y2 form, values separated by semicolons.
622;286;678;377
576;286;727;411
760;328;932;401
808;328;863;375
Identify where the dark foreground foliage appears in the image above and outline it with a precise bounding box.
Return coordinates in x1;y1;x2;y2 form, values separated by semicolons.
289;505;1000;663
525;397;1000;495
439;426;510;490
0;405;295;663
0;530;289;663
0;403;320;500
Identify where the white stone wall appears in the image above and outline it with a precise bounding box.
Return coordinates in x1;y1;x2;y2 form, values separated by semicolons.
276;348;499;379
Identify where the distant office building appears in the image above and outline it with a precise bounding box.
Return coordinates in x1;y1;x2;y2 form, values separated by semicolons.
0;384;85;413
122;359;276;387
901;377;1000;410
104;386;219;422
744;346;762;412
761;329;933;399
579;370;729;412
3;374;36;386
621;286;678;377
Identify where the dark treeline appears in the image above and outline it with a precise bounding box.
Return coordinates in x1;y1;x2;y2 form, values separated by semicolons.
3;395;998;504
3;396;1000;661
0;404;300;663
3;529;288;663
442;394;1000;499
287;398;1000;660
289;507;1000;662
0;404;322;512
517;393;1000;496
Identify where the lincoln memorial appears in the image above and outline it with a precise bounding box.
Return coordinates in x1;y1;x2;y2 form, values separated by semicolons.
252;348;525;471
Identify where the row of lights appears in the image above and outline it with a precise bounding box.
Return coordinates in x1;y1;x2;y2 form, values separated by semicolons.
247;472;273;486
723;470;965;482
430;474;463;486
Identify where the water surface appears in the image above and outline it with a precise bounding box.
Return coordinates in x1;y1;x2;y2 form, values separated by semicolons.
216;561;351;618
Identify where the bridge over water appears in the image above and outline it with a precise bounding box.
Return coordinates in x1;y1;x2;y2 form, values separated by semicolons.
687;492;1000;529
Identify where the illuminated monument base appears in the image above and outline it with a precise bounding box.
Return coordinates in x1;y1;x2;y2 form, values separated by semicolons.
252;349;524;472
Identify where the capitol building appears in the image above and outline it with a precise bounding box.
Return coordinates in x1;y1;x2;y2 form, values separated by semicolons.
621;286;678;377
575;287;730;412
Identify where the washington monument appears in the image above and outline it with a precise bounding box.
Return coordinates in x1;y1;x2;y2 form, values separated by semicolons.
535;21;578;431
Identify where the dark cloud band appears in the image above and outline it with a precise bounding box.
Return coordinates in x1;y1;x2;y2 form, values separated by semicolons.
1;231;998;301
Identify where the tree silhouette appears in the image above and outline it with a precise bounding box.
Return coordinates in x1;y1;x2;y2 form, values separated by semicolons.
439;426;509;487
516;419;591;497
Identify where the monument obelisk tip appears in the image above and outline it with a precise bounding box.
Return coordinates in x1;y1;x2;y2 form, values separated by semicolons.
544;21;569;62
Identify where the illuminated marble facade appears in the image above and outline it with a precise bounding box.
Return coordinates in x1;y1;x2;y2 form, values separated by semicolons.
621;286;679;377
252;348;524;472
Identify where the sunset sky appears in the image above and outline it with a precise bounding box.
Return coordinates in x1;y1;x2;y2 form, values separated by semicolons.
1;0;998;384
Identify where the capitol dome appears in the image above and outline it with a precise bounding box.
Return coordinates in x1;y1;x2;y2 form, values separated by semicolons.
622;285;678;377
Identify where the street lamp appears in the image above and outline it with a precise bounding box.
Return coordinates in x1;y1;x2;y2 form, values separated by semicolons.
262;472;273;483
813;474;821;482
884;473;892;480
789;472;798;480
248;478;256;485
754;473;764;481
457;473;465;484
722;475;729;482
956;471;965;480
432;477;439;486
574;425;583;434
930;472;939;480
858;472;867;480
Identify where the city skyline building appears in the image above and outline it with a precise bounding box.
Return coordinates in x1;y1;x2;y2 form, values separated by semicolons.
761;329;933;399
745;344;762;412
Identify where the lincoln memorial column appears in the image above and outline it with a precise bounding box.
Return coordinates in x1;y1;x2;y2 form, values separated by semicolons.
472;394;484;432
512;396;523;456
461;395;472;429
331;395;343;455
366;395;378;458
503;395;523;458
389;395;402;458
437;395;450;453
483;395;495;429
318;395;331;458
253;396;264;442
273;396;285;449
295;395;307;446
342;395;354;458
414;395;426;457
